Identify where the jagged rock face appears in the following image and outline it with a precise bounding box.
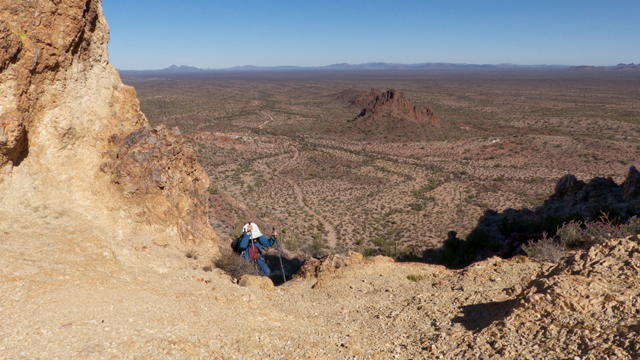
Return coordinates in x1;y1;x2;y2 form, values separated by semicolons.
351;88;442;124
0;110;26;165
463;167;640;260
102;125;215;245
544;167;640;214
621;165;640;201
0;1;217;250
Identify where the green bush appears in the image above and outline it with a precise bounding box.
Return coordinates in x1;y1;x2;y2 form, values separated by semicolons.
283;230;301;251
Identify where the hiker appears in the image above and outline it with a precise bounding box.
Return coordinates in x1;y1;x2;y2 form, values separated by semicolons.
238;223;277;277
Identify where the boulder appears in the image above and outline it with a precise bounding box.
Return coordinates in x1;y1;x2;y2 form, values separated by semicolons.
239;275;274;289
621;165;640;202
298;251;365;279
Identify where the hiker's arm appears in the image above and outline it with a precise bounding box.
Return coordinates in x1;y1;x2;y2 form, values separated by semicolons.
258;235;276;248
238;232;251;249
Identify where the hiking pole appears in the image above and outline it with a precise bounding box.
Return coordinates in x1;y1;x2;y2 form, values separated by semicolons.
274;227;287;283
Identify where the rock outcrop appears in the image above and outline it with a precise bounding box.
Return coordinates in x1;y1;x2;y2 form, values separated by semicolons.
350;88;441;124
0;0;217;250
340;87;442;141
432;167;640;267
102;125;216;245
430;235;640;359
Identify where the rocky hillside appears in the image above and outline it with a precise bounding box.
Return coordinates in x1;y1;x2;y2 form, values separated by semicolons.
0;0;216;250
341;87;443;141
2;213;638;358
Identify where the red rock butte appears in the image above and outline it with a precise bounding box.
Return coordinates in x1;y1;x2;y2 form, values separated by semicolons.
351;88;442;124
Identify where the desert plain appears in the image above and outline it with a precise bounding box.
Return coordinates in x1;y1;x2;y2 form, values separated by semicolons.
124;69;640;256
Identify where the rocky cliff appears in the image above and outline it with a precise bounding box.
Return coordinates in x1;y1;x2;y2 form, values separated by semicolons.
0;0;217;250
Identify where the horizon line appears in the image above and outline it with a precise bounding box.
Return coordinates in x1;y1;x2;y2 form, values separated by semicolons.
113;61;639;72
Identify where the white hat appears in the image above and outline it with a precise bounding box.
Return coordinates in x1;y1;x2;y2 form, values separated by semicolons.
243;223;262;239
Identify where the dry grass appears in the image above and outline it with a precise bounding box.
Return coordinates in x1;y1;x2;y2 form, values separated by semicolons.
214;248;260;280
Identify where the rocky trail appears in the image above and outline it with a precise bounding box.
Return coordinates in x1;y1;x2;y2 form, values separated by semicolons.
3;208;639;358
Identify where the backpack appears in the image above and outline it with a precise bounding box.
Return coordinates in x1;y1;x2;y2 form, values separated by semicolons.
230;235;243;254
230;236;262;260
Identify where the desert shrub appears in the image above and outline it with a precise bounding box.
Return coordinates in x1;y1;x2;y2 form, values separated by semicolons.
214;248;260;280
557;220;583;248
581;221;618;245
304;233;328;258
521;233;563;263
208;184;219;195
407;274;425;282
283;229;301;251
623;216;640;235
557;216;640;249
230;222;243;239
395;248;422;262
369;236;395;257
588;204;624;223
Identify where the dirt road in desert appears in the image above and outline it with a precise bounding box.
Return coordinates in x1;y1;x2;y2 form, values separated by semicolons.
275;144;339;248
259;111;273;129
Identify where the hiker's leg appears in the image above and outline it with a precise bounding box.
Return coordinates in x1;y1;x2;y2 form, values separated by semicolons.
256;260;270;277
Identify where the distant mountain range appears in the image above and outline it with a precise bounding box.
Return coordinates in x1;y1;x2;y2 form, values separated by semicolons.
118;62;571;75
569;63;640;70
117;62;639;75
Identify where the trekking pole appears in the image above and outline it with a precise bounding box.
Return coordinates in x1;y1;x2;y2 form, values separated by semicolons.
274;227;286;283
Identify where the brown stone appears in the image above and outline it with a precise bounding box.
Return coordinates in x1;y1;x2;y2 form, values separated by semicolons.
239;275;274;289
0;111;25;167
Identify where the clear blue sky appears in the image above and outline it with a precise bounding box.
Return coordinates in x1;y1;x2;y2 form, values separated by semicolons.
102;0;640;70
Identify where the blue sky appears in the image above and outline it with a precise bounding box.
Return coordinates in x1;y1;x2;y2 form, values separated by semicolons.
102;0;640;70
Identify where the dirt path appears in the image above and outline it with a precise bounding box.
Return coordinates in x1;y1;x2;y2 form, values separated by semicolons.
259;111;273;129
276;144;339;248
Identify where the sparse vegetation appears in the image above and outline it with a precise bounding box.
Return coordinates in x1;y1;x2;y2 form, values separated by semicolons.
125;70;640;260
557;215;640;249
407;274;425;282
521;232;563;263
214;248;260;280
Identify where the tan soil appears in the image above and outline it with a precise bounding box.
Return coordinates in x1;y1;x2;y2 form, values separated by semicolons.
4;210;639;359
